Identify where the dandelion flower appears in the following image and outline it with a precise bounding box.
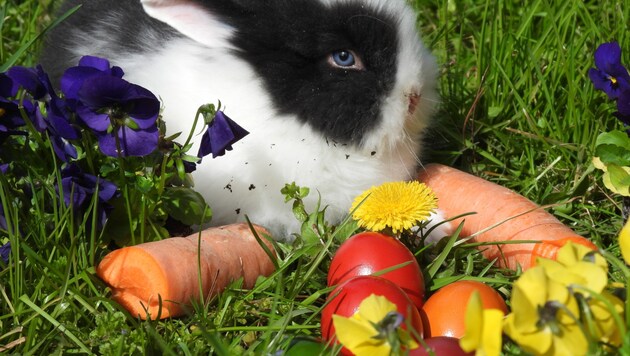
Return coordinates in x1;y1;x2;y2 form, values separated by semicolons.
350;181;437;234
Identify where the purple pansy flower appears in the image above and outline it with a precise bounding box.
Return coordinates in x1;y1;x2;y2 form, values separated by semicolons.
0;73;28;144
588;42;630;100
6;66;80;161
61;56;124;107
0;242;10;264
197;110;249;159
7;65;56;101
0;73;18;97
58;164;118;226
64;59;160;157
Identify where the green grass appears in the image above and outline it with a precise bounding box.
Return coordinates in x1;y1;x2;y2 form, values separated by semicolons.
1;0;629;354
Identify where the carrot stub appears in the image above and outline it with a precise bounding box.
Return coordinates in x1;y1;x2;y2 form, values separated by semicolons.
417;164;596;270
96;223;276;319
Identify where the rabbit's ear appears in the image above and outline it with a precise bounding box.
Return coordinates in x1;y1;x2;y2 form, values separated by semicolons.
140;0;233;48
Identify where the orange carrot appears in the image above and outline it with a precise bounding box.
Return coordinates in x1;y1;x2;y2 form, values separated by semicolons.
417;164;596;270
96;223;276;319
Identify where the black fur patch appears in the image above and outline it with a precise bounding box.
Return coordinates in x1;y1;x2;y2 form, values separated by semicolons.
204;0;399;143
40;0;400;144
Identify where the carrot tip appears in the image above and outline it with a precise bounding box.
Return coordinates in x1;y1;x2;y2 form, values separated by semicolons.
530;236;597;267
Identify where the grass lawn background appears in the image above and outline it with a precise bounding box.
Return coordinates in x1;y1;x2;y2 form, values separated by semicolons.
1;0;629;354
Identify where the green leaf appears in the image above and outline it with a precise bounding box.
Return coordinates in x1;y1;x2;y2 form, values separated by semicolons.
135;175;154;194
595;144;630;166
163;187;212;226
595;130;630;150
606;164;630;196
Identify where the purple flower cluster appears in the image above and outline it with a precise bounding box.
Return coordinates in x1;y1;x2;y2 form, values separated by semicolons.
589;42;630;125
1;55;249;237
1;56;160;160
62;56;160;157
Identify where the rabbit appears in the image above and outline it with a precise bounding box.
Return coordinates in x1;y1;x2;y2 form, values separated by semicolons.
39;0;439;239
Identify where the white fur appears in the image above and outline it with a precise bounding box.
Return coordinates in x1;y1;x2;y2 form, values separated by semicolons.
70;0;439;238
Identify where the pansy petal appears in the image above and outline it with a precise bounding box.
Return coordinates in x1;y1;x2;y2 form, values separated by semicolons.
514;267;548;307
78;76;133;109
550;321;588;356
61;66;106;100
97;179;118;202
78;55;114;72
49;109;81;139
332;314;379;349
589;291;624;346
61;176;89;208
76;105;111;132
0;73;17;97
51;136;78;162
7;66;48;99
481;309;504;356
619;218;630;265
209;112;237;156
460;291;483;352
355;294;398;324
569;262;607;294
504;314;552;355
588;68;614;95
98;126;158;157
125;87;160;128
594;42;622;73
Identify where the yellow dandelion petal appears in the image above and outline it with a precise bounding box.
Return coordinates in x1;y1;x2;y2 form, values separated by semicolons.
350;181;438;234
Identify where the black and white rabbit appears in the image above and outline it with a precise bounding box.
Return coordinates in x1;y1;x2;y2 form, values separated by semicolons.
40;0;439;238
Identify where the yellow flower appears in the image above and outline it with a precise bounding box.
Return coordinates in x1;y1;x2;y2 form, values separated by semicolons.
332;294;418;356
555;241;607;271
588;290;624;346
618;218;630;265
460;291;504;356
535;242;608;298
350;181;438;234
503;266;588;356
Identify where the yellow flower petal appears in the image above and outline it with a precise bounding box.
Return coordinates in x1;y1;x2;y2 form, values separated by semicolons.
555;242;605;270
332;294;413;356
460;291;503;356
332;314;379;350
481;309;504;356
355;294;398;324
350;181;438;234
589;291;624;346
549;320;588;356
537;259;608;297
504;313;552;355
619;219;630;265
460;291;483;352
505;265;588;356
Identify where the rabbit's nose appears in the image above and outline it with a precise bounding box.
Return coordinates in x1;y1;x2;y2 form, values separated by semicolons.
407;91;421;115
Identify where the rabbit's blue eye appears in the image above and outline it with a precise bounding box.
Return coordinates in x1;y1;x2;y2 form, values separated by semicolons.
332;50;355;67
